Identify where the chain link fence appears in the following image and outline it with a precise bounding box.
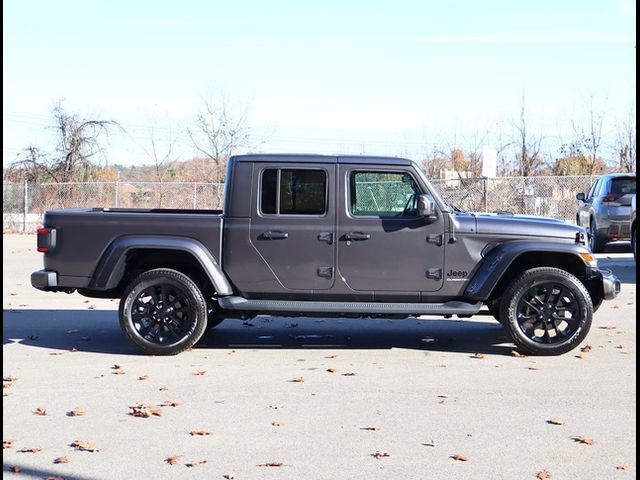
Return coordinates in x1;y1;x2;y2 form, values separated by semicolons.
3;182;225;232
430;175;594;221
4;176;594;232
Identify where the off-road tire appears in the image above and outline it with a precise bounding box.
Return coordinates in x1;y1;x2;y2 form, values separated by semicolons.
500;267;593;356
120;269;208;355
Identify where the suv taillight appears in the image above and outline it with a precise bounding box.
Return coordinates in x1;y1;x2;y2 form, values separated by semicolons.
37;227;56;252
602;193;623;203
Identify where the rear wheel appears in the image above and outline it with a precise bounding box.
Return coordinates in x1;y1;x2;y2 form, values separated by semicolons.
500;267;593;355
589;220;606;253
119;269;208;355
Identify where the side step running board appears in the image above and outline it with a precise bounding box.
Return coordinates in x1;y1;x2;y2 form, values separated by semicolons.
218;296;482;316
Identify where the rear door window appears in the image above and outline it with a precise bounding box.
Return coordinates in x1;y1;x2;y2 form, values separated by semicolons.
260;169;327;215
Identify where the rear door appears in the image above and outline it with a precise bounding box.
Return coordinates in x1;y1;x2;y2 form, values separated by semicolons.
249;163;336;290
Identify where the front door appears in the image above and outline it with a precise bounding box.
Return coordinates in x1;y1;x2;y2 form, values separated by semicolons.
249;163;336;290
337;166;445;292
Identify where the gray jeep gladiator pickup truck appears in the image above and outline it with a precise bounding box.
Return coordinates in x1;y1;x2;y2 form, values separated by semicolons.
32;154;620;356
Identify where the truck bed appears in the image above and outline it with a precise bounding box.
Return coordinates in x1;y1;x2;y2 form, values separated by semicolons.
42;208;223;287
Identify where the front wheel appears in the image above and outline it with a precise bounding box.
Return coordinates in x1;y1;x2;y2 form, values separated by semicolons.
119;269;208;355
500;267;593;355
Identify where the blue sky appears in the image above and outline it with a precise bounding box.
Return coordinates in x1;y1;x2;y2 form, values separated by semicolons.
3;0;636;166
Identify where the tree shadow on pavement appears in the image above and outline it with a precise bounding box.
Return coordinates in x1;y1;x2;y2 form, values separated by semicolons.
3;309;515;356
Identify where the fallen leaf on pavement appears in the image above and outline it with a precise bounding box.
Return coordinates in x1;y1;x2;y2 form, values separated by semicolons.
18;447;43;453
160;400;181;407
422;440;436;447
580;345;592;352
67;407;86;417
451;454;468;461
129;405;163;417
599;325;616;330
511;350;527;358
159;387;168;391
575;353;585;360
573;436;595;445
138;375;150;381
189;430;211;436
165;455;183;465
3;439;16;449
34;408;47;416
71;440;100;452
112;370;126;375
325;354;338;358
527;367;539;370
361;426;380;431
341;372;357;376
326;368;338;373
372;451;390;459
272;421;284;427
472;353;485;359
223;474;235;479
186;460;208;467
290;376;304;383
616;465;628;470
257;462;283;467
536;470;552;479
3;376;17;382
193;370;207;376
111;364;122;369
269;404;284;409
54;456;70;464
547;418;565;425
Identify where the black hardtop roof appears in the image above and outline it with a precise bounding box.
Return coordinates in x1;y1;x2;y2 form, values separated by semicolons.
230;153;413;166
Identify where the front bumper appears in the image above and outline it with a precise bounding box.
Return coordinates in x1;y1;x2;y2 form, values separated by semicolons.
31;269;58;290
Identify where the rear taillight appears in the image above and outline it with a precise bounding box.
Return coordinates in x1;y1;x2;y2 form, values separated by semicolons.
37;227;56;252
602;194;623;203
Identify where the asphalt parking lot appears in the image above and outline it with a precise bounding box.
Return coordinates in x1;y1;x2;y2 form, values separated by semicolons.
3;234;636;480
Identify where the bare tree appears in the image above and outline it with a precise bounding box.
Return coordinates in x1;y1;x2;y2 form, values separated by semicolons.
612;105;636;172
187;94;250;182
11;101;120;183
139;127;176;207
512;92;545;176
571;95;607;174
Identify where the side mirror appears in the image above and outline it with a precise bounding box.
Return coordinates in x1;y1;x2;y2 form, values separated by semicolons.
576;192;586;202
418;194;437;218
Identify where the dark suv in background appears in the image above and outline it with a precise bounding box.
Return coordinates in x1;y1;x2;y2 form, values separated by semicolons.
576;173;636;252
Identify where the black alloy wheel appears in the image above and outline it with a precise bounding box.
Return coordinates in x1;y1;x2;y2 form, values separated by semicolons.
119;269;208;355
500;267;593;355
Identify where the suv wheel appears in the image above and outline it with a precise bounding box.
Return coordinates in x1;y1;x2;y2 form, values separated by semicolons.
589;220;606;253
119;269;208;355
499;267;593;355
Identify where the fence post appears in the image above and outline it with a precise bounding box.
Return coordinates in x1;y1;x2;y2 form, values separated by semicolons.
193;183;197;209
483;177;488;213
115;180;119;208
23;181;28;232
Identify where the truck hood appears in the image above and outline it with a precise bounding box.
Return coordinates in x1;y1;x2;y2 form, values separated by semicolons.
472;213;583;239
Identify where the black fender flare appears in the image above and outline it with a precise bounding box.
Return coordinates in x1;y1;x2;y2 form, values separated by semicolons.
88;235;233;295
464;241;591;301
